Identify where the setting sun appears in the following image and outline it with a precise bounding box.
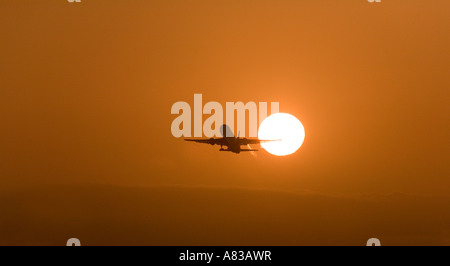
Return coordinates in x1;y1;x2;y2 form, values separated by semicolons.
258;113;305;156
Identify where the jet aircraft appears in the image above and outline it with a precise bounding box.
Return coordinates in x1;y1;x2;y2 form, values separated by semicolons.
185;124;278;154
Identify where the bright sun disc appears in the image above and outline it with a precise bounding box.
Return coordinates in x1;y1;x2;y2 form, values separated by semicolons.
258;113;305;156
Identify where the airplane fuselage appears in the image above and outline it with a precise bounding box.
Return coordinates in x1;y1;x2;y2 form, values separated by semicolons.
219;137;244;154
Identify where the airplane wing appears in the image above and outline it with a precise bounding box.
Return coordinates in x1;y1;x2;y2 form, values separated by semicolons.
241;148;259;152
184;138;225;146
238;138;280;145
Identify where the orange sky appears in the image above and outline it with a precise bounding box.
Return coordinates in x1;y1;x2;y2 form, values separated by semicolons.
0;0;449;245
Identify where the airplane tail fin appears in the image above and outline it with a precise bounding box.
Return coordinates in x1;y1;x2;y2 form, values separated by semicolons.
220;124;234;138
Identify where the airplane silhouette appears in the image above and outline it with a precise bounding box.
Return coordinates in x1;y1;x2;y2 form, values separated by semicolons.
185;124;277;154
